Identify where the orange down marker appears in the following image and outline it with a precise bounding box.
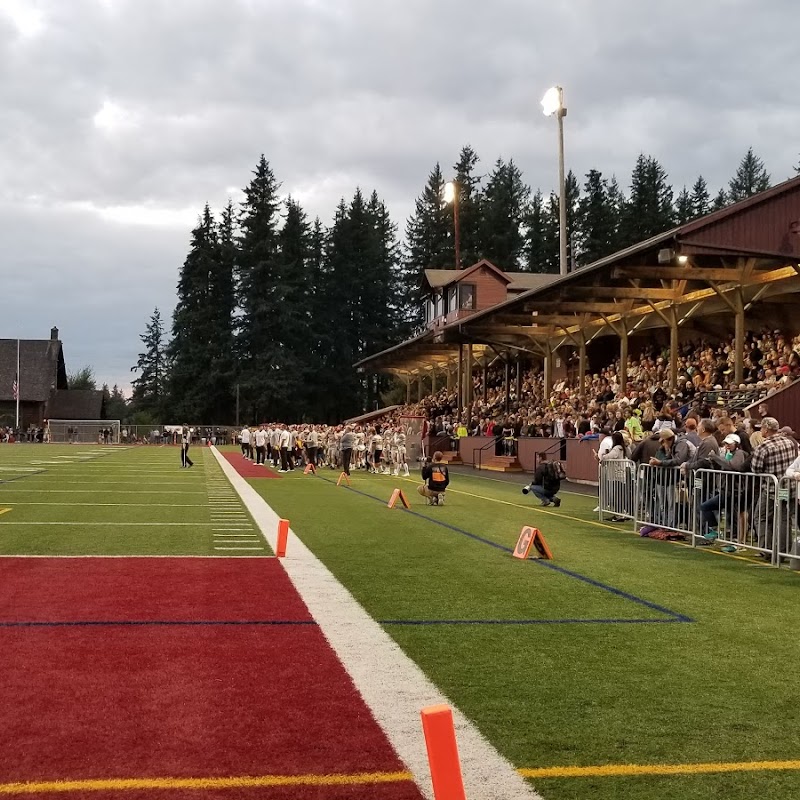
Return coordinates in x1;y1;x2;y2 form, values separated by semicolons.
276;519;289;558
420;705;467;800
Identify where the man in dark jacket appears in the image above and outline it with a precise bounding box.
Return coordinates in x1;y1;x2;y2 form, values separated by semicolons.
523;453;562;507
418;451;450;505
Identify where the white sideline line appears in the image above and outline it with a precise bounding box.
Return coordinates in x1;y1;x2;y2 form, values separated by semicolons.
0;554;269;559
0;490;208;494
211;446;542;800
214;547;264;551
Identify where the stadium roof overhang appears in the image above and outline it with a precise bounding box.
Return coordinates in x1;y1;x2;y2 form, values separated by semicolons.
356;174;800;374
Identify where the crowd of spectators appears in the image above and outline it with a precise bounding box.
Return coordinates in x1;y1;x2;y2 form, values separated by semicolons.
396;329;800;440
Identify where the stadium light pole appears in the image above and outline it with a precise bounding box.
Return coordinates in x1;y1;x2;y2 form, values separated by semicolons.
541;86;568;276
443;180;461;270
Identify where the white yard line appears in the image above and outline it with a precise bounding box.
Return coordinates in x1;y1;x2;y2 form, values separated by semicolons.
211;446;542;800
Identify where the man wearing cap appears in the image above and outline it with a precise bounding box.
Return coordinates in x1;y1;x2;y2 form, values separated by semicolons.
699;434;750;542
751;417;799;555
648;428;693;529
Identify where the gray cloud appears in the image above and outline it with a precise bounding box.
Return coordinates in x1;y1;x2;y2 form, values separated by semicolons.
1;0;798;390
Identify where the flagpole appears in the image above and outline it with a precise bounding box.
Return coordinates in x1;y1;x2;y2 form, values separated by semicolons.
15;338;20;430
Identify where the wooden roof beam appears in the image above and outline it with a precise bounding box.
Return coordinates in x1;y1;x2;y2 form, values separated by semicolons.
522;301;634;313
613;266;744;281
570;286;677;300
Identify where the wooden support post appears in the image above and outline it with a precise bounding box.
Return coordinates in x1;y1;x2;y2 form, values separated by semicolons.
446;361;453;391
482;359;488;399
619;327;628;394
669;307;679;394
515;355;522;401
465;345;473;410
431;366;437;395
543;345;552;400
504;358;511;413
578;334;587;400
734;288;745;386
456;345;463;419
417;375;423;403
405;374;411;405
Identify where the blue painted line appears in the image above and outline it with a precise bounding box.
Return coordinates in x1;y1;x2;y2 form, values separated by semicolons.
379;618;685;626
0;619;319;628
0;469;46;485
318;474;693;624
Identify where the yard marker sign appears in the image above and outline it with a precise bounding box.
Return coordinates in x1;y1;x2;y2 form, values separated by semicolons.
387;489;410;509
336;472;351;486
513;526;553;560
303;462;316;475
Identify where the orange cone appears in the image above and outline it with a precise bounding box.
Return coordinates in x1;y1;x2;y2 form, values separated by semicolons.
420;705;466;800
276;518;289;557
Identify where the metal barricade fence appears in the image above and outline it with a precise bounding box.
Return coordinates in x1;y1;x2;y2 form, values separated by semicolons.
777;477;800;570
598;459;637;522
691;469;779;562
634;464;692;536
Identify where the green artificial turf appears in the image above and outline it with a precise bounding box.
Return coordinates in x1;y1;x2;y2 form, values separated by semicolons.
0;445;268;556
249;463;800;800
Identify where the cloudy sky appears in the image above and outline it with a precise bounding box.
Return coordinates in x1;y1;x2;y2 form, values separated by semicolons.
1;0;798;392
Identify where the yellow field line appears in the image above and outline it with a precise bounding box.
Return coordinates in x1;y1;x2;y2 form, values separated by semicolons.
395;476;622;531
518;759;800;779
396;476;782;566
0;771;413;795
0;509;11;517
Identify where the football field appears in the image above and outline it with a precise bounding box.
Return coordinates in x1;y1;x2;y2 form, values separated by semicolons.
0;443;799;799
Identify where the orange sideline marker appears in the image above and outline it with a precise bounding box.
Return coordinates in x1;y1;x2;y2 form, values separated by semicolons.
513;526;552;560
276;518;289;557
420;705;466;800
336;472;351;486
303;463;316;475
387;489;410;509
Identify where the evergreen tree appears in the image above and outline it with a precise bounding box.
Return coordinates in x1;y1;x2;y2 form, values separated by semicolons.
68;366;96;390
795;155;799;174
452;145;483;266
207;199;237;421
712;188;728;211
131;308;167;418
271;196;313;418
404;162;452;313
168;204;218;421
541;192;562;273
674;185;693;224
577;169;618;266
104;384;128;421
522;190;551;272
690;175;710;219
728;147;770;202
236;155;282;421
479;158;529;270
619;154;675;246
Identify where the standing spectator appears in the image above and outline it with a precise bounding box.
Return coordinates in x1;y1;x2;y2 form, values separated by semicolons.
340;426;355;476
751;417;799;555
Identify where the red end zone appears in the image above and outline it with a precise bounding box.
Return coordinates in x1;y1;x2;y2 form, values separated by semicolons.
222;452;280;478
0;558;422;799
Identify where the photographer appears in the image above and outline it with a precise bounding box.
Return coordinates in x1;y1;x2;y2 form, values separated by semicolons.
522;453;562;508
418;451;450;506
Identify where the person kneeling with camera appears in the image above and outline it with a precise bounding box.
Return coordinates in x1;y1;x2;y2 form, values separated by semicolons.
418;451;450;506
522;453;562;507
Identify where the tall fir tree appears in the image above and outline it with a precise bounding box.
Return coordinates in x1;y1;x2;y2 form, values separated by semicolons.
541;192;562;273
577;169;618;266
131;308;168;418
236;155;282;421
479;158;529;270
728;147;770;201
690;175;710;219
452;145;483;267
404;162;452;317
619;154;675;246
522;190;552;272
674;185;693;224
712;188;728;211
168;205;219;421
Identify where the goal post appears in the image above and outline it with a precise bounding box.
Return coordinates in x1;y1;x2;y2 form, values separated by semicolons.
47;420;121;444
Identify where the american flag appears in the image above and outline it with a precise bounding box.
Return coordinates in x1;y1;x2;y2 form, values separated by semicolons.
12;375;18;401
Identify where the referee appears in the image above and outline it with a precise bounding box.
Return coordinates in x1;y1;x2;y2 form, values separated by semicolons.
181;424;194;468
